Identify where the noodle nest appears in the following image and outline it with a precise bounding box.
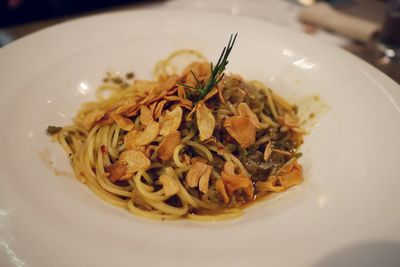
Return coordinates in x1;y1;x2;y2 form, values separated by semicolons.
49;49;305;221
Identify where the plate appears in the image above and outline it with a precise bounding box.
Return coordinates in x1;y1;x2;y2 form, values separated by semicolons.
1;9;400;267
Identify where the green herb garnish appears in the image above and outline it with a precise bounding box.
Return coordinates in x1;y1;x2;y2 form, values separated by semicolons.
181;33;238;101
294;152;303;158
65;135;73;145
46;125;62;135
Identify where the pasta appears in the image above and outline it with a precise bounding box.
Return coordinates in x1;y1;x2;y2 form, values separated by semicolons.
47;35;305;221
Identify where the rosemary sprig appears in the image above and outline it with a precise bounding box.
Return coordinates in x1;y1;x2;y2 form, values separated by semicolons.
180;33;238;101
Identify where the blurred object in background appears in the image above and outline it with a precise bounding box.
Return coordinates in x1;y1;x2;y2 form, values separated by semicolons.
0;0;146;27
0;0;163;48
298;2;380;43
346;0;400;83
164;0;350;46
379;0;400;52
0;0;398;84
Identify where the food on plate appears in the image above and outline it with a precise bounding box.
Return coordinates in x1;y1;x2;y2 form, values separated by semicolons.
47;34;305;221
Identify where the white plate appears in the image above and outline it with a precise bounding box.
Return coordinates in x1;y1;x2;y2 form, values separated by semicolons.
1;10;400;267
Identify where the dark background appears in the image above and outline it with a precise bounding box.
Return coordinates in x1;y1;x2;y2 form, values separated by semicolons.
0;0;142;27
0;0;398;83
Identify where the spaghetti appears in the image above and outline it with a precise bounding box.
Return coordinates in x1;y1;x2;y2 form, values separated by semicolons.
48;36;305;221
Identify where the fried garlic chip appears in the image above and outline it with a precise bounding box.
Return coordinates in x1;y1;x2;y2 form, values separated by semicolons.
256;160;303;192
280;113;305;133
140;105;154;126
221;162;254;199
105;161;127;182
158;131;181;161
281;113;300;128
224;116;256;148
159;174;180;196
79;109;105;130
154;100;167;120
159;105;182;136
199;166;212;193
125;121;159;149
186;161;212;192
238;103;261;128
110;113;135;131
119;150;150;178
196;102;215;141
159;74;179;92
263;141;272;161
215;179;229;204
